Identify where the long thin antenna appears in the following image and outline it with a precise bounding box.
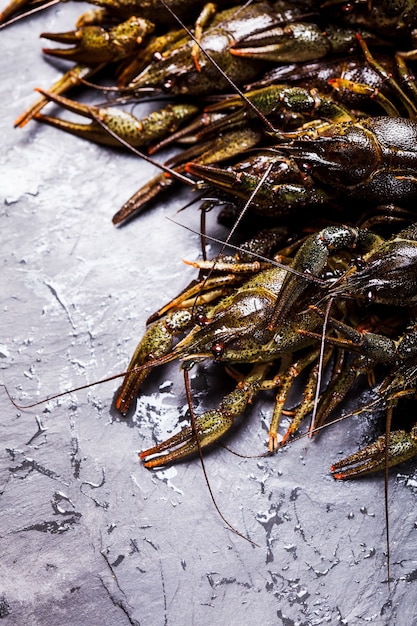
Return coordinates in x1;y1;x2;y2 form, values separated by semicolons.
183;368;258;546
167;216;328;285
384;405;392;590
190;162;274;316
0;350;180;411
158;0;276;133
0;0;58;29
308;297;333;436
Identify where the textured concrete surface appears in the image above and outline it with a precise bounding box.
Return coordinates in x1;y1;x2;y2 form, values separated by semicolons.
1;4;417;625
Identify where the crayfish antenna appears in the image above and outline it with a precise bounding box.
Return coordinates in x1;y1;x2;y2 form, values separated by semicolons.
384;406;393;590
308;297;334;438
182;369;259;547
0;0;58;28
0;357;174;412
157;0;276;134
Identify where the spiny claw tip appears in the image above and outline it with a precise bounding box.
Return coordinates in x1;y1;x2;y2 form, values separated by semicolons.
331;470;346;480
141;453;167;469
280;431;290;447
142;460;157;469
115;396;129;415
139;445;160;460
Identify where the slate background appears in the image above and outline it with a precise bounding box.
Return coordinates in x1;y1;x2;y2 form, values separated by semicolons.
1;4;417;624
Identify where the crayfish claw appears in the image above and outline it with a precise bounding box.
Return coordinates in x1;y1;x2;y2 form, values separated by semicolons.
41;17;154;65
141;363;271;467
33;88;199;150
140;408;235;468
115;309;194;415
331;426;417;479
14;65;102;128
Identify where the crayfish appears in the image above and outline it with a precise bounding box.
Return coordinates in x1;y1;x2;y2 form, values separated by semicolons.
5;0;417;594
110;221;417;478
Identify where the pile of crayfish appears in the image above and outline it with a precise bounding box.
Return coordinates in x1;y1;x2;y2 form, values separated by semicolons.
4;0;417;479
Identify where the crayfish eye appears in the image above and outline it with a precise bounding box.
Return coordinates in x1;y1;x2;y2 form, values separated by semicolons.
353;256;366;271
211;342;225;359
366;290;375;303
300;162;313;175
162;78;174;92
196;313;210;327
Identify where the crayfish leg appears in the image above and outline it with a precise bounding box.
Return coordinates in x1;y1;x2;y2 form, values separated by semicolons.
264;348;320;452
280;346;334;446
191;2;217;72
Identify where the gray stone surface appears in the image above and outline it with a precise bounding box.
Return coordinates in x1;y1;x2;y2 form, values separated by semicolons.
1;4;417;624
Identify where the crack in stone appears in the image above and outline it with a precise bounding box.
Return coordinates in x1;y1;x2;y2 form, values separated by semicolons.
98;547;141;626
13;513;82;535
80;467;108;508
25;415;48;445
159;560;168;626
99;576;140;626
6;448;67;484
44;281;76;331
